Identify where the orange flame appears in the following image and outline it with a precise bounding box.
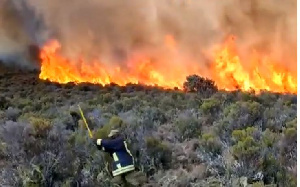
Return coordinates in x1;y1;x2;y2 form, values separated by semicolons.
211;36;297;93
39;36;297;93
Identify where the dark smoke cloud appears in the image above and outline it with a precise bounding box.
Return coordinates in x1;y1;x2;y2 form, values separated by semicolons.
0;0;296;74
0;0;42;69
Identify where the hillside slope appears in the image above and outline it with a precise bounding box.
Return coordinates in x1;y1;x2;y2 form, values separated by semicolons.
0;72;297;187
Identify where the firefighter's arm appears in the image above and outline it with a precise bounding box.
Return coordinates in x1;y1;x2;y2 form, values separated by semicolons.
94;139;106;151
95;138;119;151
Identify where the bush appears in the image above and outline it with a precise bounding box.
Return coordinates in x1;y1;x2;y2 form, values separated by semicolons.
200;98;221;115
29;117;52;138
262;129;278;148
218;101;263;138
200;133;222;156
102;93;114;104
257;92;278;107
0;72;297;186
231;127;260;161
0;95;9;109
175;114;201;141
263;105;295;133
5;107;21;121
183;75;218;97
280;118;296;168
121;96;141;111
158;95;175;111
139;106;167;127
146;137;172;169
237;91;258;102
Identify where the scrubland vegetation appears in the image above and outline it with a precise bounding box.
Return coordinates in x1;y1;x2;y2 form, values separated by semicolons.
0;72;297;187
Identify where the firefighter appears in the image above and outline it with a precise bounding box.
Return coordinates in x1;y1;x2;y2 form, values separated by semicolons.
93;129;147;186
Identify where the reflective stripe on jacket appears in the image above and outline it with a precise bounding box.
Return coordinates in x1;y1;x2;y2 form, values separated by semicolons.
96;136;135;176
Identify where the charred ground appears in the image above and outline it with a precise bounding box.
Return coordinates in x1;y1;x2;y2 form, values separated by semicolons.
0;69;297;186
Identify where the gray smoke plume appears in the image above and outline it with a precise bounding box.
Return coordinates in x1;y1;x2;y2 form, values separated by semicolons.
0;0;296;74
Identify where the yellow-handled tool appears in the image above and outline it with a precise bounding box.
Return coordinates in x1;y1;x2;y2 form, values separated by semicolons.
78;105;93;138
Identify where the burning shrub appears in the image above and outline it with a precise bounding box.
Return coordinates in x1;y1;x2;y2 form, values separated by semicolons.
183;75;218;97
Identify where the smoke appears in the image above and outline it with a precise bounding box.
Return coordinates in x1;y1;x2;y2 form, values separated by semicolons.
0;0;42;69
0;0;296;74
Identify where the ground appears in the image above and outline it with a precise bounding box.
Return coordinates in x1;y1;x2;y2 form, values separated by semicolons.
0;68;297;187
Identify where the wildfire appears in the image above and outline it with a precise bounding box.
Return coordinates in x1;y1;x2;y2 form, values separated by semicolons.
211;36;297;93
39;36;297;94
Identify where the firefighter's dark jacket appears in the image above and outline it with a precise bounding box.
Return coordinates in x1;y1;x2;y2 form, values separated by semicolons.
96;136;135;176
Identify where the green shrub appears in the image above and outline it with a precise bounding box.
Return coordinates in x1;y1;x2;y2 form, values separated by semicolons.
200;133;222;155
102;93;114;104
111;100;123;113
140;106;167;127
146;137;172;169
284;119;297;140
286;118;296;129
285;128;296;138
175;116;201;140
260;153;281;185
200;98;221;115
221;101;263;136
121;96;140;111
276;169;297;187
231;127;260;160
15;98;32;109
232;127;257;141
29;117;52;138
257;92;278;107
158;96;175;111
262;129;279;148
238;91;258;102
18;165;44;187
